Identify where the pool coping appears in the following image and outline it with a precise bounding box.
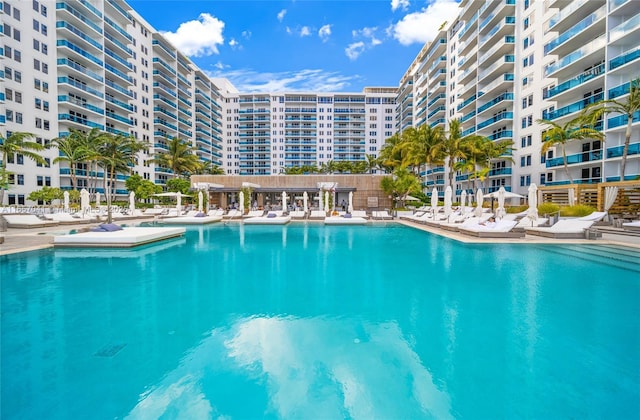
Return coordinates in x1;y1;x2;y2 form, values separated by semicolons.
1;219;639;256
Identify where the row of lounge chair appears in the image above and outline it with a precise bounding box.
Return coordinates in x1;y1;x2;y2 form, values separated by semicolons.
401;208;613;239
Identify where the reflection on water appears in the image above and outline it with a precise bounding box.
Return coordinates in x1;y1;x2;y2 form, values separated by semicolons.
127;316;452;419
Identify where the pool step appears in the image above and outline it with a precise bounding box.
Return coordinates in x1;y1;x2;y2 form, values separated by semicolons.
544;244;640;274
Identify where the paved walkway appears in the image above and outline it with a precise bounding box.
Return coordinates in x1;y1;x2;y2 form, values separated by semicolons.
1;219;639;256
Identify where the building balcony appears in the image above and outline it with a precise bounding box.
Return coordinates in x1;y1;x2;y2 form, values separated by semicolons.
56;2;103;36
610;13;640;43
546;0;602;34
544;6;606;57
477;55;514;83
57;58;103;83
480;16;515;46
488;167;512;177
56;21;103;54
58;76;104;99
543;92;604;121
59;113;105;130
546;63;605;99
58;95;104;115
477;92;513;116
478;73;514;97
544;36;606;80
152;57;177;76
477;112;513;130
607;111;640;130
56;39;103;68
487;131;513;141
609;46;640;71
546;150;603;168
607;142;640;158
478;35;514;66
152;39;177;60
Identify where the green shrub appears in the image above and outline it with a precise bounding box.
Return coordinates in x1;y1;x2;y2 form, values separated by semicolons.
560;204;597;217
538;202;560;215
506;205;528;213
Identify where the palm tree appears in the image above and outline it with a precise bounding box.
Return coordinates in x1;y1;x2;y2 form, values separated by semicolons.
537;112;605;184
365;154;380;174
52;130;90;191
152;136;201;178
402;124;446;181
193;160;225;175
97;133;147;223
0;131;46;205
587;77;640;180
378;133;404;172
436;119;470;190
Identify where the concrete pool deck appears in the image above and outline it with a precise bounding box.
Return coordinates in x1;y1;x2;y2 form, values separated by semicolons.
1;219;639;256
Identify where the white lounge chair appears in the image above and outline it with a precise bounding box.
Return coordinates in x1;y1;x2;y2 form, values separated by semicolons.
622;220;640;231
324;214;368;225
223;209;242;218
458;220;524;238
577;211;608;222
243;213;292;225
208;209;225;217
161;214;222;224
42;212;94;225
351;210;369;218
309;210;327;219
371;210;393;220
289;210;306;219
525;220;595;239
244;210;265;218
2;214;60;228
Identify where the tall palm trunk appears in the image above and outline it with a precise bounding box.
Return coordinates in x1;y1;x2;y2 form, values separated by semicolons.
621;116;633;179
562;145;573;184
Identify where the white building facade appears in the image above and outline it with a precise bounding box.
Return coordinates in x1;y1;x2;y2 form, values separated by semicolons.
1;0;638;205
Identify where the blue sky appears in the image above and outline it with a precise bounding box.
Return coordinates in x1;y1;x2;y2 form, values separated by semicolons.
129;0;460;92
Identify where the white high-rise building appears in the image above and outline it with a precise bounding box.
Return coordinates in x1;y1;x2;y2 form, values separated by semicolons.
1;0;637;206
403;0;639;197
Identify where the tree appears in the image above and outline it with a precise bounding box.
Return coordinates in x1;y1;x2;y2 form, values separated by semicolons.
587;77;640;180
436;119;470;190
378;133;404;172
193;160;225;175
380;168;422;208
365;154;380;174
153;136;201;178
0;131;46;205
537;112;604;184
28;186;63;205
402;124;446;181
97;133;147;223
51;128;106;192
166;178;191;194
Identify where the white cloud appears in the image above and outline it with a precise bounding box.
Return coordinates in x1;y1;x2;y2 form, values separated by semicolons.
229;38;239;48
391;0;410;11
277;9;287;22
345;42;366;61
205;68;360;93
214;61;228;70
300;26;311;37
286;26;292;35
392;0;459;45
242;30;252;39
345;27;382;60
318;24;332;42
160;13;225;57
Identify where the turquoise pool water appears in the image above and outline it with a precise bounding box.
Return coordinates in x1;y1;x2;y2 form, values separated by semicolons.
2;224;639;419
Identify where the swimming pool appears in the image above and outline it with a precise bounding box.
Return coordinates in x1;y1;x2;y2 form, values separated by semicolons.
2;224;639;418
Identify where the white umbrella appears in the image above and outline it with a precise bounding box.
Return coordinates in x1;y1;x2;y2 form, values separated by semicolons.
443;186;452;219
474;188;484;217
129;191;136;212
239;190;245;214
303;191;308;212
527;183;538;220
496;186;506;219
568;187;576;206
319;190;324;211
198;190;203;212
460;190;467;215
95;192;101;209
404;195;420;201
468;191;473;209
281;191;287;211
176;191;182;213
348;191;354;213
63;191;70;212
431;187;438;213
604;186;618;212
80;188;90;214
324;191;330;213
484;190;524;199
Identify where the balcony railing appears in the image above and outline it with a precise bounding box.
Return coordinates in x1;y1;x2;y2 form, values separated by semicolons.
544;6;606;55
477;92;513;113
607;142;640;158
477;112;513;129
546;63;605;98
542;92;604;120
609;46;640;71
544;36;606;77
607;111;640;129
546;150;602;168
610;13;640;43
